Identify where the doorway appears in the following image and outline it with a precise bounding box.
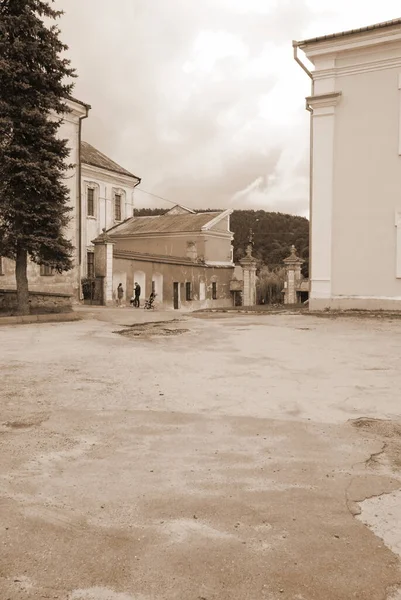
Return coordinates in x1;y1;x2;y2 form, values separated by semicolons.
173;282;179;309
152;272;163;303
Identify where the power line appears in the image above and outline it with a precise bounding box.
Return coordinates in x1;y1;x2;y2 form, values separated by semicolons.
136;188;178;206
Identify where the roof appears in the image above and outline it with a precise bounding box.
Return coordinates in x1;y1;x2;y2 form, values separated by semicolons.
108;212;222;237
296;17;401;46
166;204;196;215
81;141;140;180
68;96;91;109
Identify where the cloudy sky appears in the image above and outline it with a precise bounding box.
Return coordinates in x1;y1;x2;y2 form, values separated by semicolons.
54;0;400;216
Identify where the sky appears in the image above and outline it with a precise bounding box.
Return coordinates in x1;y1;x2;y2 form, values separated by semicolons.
54;0;401;216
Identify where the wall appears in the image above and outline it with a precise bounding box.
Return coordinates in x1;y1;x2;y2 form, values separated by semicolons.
81;163;138;277
332;64;401;300
112;255;234;310
113;229;233;264
113;234;205;259
304;31;401;310
0;289;72;314
203;233;233;263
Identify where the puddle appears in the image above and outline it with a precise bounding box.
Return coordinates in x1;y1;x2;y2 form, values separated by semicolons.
115;321;189;338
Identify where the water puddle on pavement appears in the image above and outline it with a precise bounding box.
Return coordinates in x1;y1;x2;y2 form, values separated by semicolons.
114;321;189;338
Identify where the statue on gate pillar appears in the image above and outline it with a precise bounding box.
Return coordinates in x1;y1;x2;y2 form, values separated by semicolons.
283;245;304;305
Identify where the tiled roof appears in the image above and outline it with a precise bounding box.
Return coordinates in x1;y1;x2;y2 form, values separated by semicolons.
81;141;140;180
108;212;222;237
297;17;401;46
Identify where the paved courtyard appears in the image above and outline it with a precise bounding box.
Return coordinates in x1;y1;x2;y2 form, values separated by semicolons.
1;311;401;599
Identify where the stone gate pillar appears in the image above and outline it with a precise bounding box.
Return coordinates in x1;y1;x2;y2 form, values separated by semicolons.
283;245;304;305
240;237;257;306
92;229;114;306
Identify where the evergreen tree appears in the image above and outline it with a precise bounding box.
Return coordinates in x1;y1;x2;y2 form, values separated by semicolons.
0;0;76;314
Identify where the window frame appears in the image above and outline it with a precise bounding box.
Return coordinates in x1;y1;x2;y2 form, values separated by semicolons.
87;251;95;279
114;193;122;222
87;187;95;217
212;281;217;300
40;264;54;277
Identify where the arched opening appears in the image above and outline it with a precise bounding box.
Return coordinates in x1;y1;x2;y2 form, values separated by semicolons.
112;272;127;304
152;272;163;302
199;280;206;301
133;271;146;301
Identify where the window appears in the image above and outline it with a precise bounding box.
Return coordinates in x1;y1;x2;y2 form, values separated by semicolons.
185;281;192;301
87;252;95;278
212;281;217;300
0;257;3;276
40;264;54;276
114;194;122;221
87;188;95;217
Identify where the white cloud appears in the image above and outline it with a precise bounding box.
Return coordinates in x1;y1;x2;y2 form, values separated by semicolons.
54;0;401;216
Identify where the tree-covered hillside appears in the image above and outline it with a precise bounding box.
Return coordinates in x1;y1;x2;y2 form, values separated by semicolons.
230;210;309;276
133;208;309;275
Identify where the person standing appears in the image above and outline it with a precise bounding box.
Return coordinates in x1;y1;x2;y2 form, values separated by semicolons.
134;282;141;308
117;283;124;307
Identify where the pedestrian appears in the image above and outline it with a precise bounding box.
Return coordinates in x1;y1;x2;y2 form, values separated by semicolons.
117;283;124;307
134;281;141;308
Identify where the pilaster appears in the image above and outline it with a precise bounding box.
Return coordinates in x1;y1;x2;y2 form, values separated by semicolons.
306;92;341;301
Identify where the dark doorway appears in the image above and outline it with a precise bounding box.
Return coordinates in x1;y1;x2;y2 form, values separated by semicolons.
173;282;179;309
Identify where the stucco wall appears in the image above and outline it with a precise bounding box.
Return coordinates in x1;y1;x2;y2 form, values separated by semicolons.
113;231;232;264
305;31;401;310
113;234;205;258
203;234;233;263
81;164;137;277
0;288;72;314
332;65;401;299
0;257;80;297
112;256;234;310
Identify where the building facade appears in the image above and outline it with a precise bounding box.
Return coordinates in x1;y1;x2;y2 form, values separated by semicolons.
80;141;140;280
294;18;401;310
93;206;239;310
0;98;89;300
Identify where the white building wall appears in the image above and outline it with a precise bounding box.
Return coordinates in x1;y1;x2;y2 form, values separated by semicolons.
332;65;401;301
81;164;138;278
302;27;401;310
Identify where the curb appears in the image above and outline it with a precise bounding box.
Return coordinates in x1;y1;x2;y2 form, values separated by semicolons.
0;312;81;326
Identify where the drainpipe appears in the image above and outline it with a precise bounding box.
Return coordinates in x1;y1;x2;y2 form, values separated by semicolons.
78;106;89;270
293;41;314;283
132;176;141;218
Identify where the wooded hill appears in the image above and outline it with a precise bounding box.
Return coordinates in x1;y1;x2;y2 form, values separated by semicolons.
133;208;309;276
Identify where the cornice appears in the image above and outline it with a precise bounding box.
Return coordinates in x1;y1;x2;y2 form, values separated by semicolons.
302;29;401;59
314;55;401;80
306;92;342;110
81;163;139;188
